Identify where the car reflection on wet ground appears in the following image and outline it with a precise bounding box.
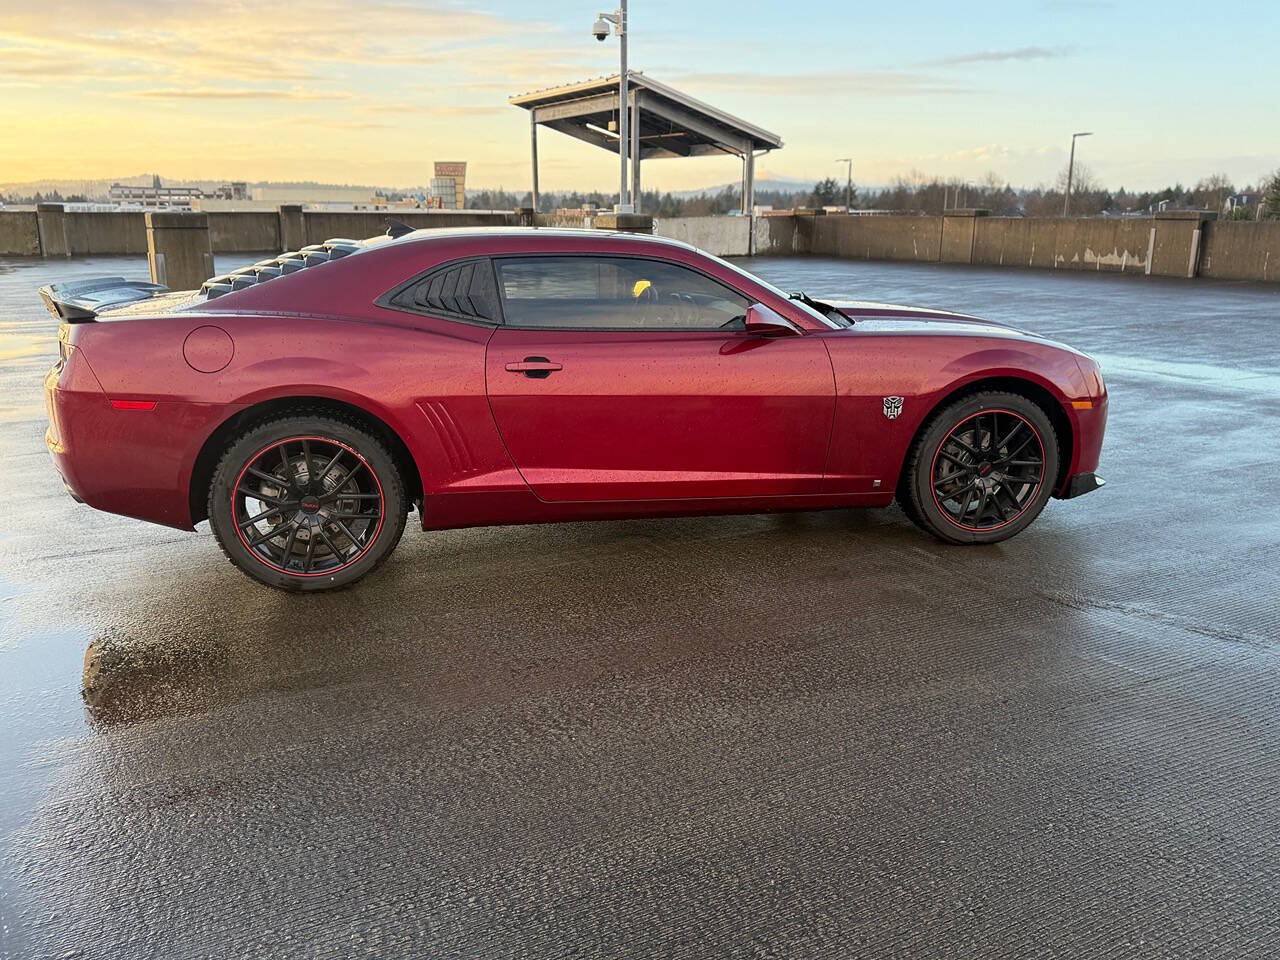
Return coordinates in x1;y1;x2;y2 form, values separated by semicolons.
1;253;1278;958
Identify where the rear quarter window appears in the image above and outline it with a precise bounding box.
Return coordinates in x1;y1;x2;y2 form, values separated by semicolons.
384;258;500;324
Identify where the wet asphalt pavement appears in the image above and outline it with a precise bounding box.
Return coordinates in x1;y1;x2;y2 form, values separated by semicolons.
1;252;1278;958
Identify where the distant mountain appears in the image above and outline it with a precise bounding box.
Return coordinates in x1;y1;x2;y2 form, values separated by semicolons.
0;175;154;200
663;178;818;199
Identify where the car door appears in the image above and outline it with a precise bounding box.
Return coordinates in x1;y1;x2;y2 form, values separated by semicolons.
484;254;835;502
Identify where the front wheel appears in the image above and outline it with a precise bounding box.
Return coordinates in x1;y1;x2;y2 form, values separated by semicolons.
208;415;407;591
899;391;1060;545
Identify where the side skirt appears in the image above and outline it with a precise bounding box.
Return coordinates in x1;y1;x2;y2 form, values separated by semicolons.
419;489;894;532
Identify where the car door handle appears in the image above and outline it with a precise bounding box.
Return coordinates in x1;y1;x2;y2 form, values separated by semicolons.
505;357;562;378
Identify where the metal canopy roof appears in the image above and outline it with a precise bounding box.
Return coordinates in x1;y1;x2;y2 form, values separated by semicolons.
510;73;781;221
510;72;783;161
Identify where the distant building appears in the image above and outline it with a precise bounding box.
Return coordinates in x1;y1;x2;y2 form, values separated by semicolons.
109;179;250;209
250;184;377;206
210;181;250;201
429;162;467;209
109;182;202;209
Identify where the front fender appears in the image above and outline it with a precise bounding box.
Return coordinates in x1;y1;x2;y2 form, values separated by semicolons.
822;334;1093;496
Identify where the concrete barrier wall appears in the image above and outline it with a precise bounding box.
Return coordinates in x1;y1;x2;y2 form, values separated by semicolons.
207;212;280;253
0;208;518;257
973;217;1154;274
1200;221;1280;282
537;212;588;228
754;216;796;255
62;212;149;256
654;216;751;256
1149;216;1203;278
1;206;1276;284
0;211;39;256
940;215;979;263
804;215;945;262
300;210;516;247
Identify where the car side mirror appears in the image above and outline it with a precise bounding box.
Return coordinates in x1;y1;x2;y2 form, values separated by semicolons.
744;303;802;337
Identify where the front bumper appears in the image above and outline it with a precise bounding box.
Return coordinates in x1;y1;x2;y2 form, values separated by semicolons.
1061;472;1106;499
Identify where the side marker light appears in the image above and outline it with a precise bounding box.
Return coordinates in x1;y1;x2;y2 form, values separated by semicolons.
110;399;158;411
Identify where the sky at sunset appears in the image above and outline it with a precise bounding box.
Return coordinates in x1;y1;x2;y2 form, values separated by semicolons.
1;0;1276;193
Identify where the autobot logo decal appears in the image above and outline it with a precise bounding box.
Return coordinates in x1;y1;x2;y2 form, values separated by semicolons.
883;396;904;420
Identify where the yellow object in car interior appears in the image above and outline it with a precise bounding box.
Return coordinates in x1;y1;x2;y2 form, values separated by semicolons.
632;279;651;298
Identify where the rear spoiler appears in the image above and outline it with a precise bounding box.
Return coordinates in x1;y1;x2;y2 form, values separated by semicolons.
38;277;168;322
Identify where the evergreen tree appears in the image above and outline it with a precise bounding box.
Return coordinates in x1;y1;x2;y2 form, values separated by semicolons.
811;177;841;207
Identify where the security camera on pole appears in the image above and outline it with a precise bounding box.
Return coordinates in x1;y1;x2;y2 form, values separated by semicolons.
591;1;631;213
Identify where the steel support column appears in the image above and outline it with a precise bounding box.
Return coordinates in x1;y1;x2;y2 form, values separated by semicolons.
530;113;540;214
630;92;641;214
617;0;629;211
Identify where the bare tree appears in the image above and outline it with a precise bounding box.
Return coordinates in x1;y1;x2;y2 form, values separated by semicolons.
1192;173;1233;211
1055;161;1097;195
1266;170;1280;220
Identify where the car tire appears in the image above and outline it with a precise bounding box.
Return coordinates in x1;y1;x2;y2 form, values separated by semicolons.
208;414;408;591
898;391;1060;545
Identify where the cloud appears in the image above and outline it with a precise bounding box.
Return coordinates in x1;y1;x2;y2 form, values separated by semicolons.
127;88;351;101
275;116;394;131
668;70;971;98
911;142;1069;169
0;0;576;92
917;46;1071;67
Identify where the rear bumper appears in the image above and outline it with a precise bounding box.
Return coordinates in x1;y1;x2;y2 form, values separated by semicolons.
1061;472;1106;499
45;361;96;506
45;359;215;531
47;427;90;506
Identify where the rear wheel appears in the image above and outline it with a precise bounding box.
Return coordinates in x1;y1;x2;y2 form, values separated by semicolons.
899;391;1059;545
208;415;407;591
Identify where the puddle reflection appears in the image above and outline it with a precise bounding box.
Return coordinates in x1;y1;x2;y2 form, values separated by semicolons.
77;509;936;727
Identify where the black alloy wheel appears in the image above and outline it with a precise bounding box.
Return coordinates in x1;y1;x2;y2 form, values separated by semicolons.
209;415;407;590
930;409;1045;532
899;391;1060;545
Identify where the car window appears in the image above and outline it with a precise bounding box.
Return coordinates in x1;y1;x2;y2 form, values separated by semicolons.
387;259;500;323
495;256;750;331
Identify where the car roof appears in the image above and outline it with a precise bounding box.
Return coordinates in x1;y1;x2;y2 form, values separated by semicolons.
185;225;714;313
370;226;699;255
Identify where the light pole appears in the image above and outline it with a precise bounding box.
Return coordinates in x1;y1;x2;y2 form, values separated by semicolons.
592;1;630;213
1063;131;1093;217
835;158;852;211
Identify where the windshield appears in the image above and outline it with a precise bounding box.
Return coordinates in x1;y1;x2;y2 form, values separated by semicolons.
706;252;848;329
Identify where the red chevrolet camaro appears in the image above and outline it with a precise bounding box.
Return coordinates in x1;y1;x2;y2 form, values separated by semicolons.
41;228;1107;591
